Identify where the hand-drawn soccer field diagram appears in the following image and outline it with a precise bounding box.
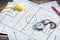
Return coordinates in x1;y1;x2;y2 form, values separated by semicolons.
0;0;60;40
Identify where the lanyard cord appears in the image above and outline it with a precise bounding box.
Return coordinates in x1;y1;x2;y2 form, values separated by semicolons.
0;5;23;14
43;19;57;29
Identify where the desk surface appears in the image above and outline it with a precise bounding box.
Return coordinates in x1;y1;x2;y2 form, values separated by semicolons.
29;0;60;6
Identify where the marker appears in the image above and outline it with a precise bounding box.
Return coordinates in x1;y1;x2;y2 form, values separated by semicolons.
51;6;60;16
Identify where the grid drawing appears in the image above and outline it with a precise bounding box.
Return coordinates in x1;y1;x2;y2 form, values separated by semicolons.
0;0;60;40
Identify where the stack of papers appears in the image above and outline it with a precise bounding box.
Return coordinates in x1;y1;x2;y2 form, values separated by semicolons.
0;0;60;40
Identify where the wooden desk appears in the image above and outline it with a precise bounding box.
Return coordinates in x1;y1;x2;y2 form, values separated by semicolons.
29;0;60;6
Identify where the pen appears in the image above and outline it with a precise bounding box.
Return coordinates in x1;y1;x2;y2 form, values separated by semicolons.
51;6;60;16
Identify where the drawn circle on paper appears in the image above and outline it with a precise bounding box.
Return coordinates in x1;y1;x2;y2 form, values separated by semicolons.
26;14;37;24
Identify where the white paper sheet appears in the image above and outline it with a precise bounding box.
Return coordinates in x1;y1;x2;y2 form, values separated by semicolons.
0;0;60;40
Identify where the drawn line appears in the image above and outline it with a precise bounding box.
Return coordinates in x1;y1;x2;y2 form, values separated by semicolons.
0;22;36;40
7;11;18;18
20;7;41;31
13;6;33;27
14;32;17;40
54;35;56;40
